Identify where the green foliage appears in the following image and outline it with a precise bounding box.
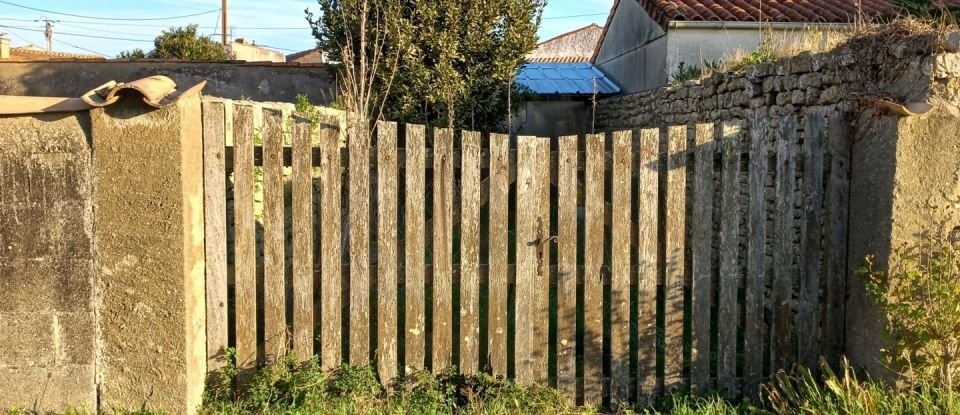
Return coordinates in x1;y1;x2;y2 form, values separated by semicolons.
198;355;582;415
670;61;722;85
306;0;544;131
118;25;232;60
858;238;960;389
727;41;777;72
763;358;960;414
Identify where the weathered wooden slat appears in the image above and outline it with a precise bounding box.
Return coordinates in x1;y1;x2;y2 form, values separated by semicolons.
690;123;714;394
718;121;743;396
291;116;314;362
556;134;578;398
515;135;538;385
610;130;633;403
262;107;287;361
232;103;257;379
432;128;454;371
377;121;399;382
637;128;659;399
202;101;229;371
823;110;850;369
744;112;769;397
487;133;510;376
319;116;343;370
583;133;605;406
404;124;426;373
459;130;481;375
772;115;798;374
534;136;550;385
664;125;687;392
799;111;825;371
349;123;371;365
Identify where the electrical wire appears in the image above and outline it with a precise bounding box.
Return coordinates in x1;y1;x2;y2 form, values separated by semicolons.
0;0;219;21
0;24;153;42
52;37;107;57
542;12;608;20
56;22;157;38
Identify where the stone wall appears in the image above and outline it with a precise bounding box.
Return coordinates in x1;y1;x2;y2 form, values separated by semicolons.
595;32;948;130
0;60;337;105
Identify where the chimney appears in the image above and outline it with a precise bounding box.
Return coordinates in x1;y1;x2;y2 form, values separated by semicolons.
0;35;10;60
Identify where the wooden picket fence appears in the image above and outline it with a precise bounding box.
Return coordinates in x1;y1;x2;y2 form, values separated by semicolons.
201;97;851;405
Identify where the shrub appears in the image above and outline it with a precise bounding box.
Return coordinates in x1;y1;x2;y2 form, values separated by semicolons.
858;237;960;390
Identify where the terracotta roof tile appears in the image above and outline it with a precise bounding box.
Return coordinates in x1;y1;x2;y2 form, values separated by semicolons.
639;0;960;27
8;46;102;61
528;24;602;63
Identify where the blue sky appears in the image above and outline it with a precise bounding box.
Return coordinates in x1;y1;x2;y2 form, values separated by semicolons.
0;0;613;58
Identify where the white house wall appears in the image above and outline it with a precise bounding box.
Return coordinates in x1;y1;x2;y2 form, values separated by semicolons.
594;0;667;94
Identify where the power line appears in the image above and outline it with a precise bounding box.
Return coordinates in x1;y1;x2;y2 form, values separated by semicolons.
52;38;107;57
0;24;153;42
57;22;159;38
0;18;307;30
0;0;220;21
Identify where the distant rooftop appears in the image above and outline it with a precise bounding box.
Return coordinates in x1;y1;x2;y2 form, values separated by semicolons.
527;24;602;64
3;43;102;61
516;62;620;96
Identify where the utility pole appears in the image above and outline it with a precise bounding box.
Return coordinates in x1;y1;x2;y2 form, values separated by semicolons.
221;0;228;46
35;16;59;51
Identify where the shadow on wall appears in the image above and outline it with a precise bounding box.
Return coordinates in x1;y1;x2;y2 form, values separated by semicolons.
2;61;337;104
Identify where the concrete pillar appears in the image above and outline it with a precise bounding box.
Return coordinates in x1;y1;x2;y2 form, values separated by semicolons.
90;90;206;413
846;103;960;378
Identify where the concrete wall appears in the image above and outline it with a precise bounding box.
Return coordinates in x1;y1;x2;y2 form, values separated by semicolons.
515;100;593;136
0;113;97;413
0;61;336;104
0;92;207;413
594;0;667;93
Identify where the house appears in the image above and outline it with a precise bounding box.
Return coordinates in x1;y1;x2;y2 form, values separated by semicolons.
287;48;327;64
0;37;102;61
514;24;620;136
593;0;960;93
228;38;285;62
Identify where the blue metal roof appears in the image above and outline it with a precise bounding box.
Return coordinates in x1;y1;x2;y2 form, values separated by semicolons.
516;62;620;96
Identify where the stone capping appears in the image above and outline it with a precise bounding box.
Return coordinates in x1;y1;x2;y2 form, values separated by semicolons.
595;30;960;130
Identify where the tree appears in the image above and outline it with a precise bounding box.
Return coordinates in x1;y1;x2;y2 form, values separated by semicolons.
118;24;232;60
307;0;544;131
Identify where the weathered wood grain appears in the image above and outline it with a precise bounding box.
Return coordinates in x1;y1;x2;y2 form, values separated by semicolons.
459;130;481;375
690;123;714;394
664;125;687;392
432;128;454;371
202;101;229;371
320;116;343;370
534;136;550;385
637;128;660;399
611;130;633;403
404;124;426;373
487;133;510;376
232;103;257;379
515;135;538;385
823;110;850;369
556;134;578;398
262;107;287;361
744;112;769;397
377;121;399;383
799;111;825;371
772;115;798;374
349;122;371;365
718;121;743;396
291;115;315;362
583;133;605;406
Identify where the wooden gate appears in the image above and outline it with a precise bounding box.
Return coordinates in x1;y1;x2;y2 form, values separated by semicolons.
201;97;850;405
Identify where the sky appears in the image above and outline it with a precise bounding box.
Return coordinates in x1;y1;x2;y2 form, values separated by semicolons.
0;0;614;58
